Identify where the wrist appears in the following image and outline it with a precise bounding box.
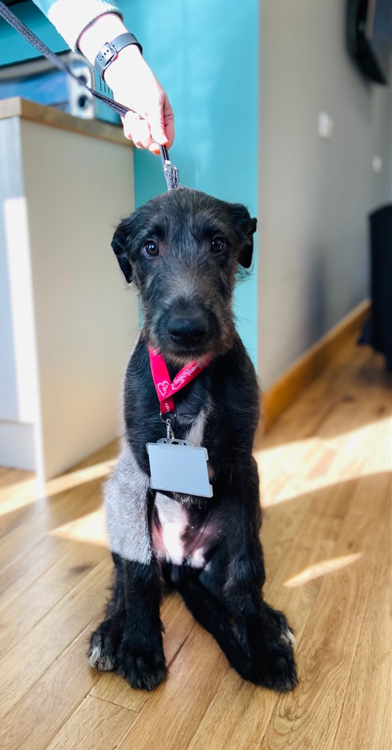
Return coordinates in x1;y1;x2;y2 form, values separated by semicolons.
104;44;144;90
77;13;127;64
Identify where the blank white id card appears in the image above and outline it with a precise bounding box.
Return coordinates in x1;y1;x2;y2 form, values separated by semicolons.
146;439;213;498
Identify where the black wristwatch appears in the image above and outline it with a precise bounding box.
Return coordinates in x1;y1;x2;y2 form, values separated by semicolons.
94;33;143;79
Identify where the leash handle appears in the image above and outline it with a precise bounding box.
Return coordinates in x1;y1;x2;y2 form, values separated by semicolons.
0;0;179;191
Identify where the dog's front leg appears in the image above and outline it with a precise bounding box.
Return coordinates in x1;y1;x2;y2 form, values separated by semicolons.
115;555;166;690
89;441;167;690
221;457;298;692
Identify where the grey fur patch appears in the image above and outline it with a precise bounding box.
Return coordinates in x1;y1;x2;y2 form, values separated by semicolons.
88;644;115;671
105;440;152;564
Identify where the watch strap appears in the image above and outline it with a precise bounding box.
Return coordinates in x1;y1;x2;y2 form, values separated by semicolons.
94;33;143;79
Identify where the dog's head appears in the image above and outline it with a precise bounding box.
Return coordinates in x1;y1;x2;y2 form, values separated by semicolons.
112;188;256;364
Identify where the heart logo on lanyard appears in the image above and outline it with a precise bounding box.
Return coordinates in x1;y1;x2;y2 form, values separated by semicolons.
157;381;170;398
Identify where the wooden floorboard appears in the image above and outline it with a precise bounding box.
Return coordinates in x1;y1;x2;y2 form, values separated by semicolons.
0;337;390;749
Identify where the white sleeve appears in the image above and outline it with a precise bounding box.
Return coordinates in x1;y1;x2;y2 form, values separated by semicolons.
32;0;123;51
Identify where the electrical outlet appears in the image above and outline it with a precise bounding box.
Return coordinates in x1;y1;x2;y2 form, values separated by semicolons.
318;112;334;140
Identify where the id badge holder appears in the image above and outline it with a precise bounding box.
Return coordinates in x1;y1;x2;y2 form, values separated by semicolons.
146;438;213;498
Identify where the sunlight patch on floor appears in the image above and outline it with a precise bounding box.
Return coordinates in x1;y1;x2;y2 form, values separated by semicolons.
51;509;108;546
255;416;392;508
0;459;115;518
45;459;116;497
0;479;38;517
283;553;362;588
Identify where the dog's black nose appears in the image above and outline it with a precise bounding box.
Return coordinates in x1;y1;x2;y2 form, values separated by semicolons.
167;316;208;346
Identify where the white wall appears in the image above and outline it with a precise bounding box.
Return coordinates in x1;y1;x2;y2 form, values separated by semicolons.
258;0;392;387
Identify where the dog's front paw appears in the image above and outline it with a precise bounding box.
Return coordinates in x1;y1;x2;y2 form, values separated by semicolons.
246;605;298;692
263;641;298;693
117;643;167;691
88;619;122;671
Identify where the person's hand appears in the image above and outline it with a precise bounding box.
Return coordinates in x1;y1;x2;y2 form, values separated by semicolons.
104;45;174;155
78;13;174;154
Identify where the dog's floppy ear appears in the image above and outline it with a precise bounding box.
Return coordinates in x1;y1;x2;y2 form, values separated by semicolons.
111;217;134;283
231;204;257;269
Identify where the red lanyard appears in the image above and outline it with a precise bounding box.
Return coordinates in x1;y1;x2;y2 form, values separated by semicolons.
149;347;211;414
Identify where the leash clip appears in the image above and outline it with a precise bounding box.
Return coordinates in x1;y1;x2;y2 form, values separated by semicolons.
160;145;180;191
165;418;175;441
160;412;176;441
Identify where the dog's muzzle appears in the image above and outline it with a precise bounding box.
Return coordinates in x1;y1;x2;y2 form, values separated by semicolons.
167;314;209;348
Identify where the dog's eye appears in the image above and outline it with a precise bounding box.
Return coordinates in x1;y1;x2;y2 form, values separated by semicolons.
143;240;159;258
210;237;225;253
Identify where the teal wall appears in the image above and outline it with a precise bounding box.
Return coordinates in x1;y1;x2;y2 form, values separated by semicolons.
0;0;259;365
126;0;259;365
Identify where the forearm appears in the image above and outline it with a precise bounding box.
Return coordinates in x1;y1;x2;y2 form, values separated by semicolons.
31;0;122;52
77;13;144;92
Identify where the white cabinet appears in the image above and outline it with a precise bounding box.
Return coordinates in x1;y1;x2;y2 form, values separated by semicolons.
0;98;138;487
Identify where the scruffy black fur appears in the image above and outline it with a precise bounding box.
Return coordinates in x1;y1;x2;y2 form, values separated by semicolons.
88;188;298;692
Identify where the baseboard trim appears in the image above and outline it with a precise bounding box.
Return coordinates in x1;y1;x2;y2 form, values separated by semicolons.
262;299;371;431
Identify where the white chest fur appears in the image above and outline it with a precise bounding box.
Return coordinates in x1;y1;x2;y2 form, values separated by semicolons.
152;491;208;569
153;492;189;565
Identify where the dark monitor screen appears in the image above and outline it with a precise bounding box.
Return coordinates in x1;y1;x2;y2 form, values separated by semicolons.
348;0;392;84
366;0;392;82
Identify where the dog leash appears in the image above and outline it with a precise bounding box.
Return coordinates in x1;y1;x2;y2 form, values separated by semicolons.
0;0;180;191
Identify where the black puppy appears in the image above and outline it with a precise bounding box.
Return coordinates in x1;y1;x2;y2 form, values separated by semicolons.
88;188;297;692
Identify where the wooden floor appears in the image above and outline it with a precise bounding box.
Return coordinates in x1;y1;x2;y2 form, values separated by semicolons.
0;337;391;750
